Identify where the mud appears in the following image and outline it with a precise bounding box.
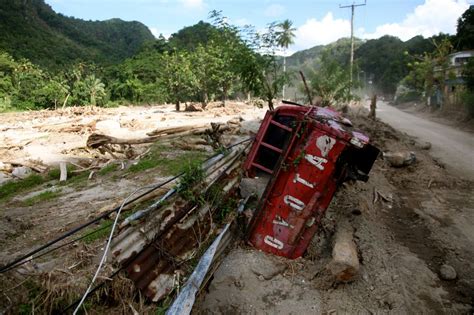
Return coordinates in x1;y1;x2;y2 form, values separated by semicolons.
1;103;473;314
198;106;474;314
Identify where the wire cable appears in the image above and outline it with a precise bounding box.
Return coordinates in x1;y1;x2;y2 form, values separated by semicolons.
62;137;253;313
0;136;253;274
0;223;113;273
0;175;179;274
71;137;253;314
72;184;155;315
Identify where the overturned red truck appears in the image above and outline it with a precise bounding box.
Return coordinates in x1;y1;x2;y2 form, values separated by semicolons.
244;103;379;259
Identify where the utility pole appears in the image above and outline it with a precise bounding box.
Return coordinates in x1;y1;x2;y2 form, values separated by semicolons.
340;1;366;94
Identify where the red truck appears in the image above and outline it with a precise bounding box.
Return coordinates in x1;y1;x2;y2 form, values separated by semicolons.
244;103;379;259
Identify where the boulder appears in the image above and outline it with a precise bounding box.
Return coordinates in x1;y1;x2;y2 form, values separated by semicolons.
383;151;416;167
11;166;33;179
416;141;432;150
439;264;457;280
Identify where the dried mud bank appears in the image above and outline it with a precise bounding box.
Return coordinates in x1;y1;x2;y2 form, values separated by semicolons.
0;103;472;314
199;112;474;314
0;102;264;314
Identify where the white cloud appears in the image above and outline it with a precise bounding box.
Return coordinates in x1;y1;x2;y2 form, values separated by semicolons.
149;27;171;39
289;0;468;52
264;4;285;17
180;0;203;9
149;27;160;38
362;0;469;41
293;12;351;50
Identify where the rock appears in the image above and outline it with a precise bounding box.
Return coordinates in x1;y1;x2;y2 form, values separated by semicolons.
327;220;360;282
439;264;457;280
416;141;432;150
249;253;287;280
383;151;416;167
11;166;33;179
239;176;270;199
185;103;203;112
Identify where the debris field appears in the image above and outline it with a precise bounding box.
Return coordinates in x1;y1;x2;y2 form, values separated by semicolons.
0;101;473;314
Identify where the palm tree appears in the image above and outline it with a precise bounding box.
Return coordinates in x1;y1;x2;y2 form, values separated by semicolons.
277;19;296;99
84;74;105;106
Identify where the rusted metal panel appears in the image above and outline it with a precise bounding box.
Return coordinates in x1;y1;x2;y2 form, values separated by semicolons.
245;104;378;259
166;196;250;315
110;145;246;302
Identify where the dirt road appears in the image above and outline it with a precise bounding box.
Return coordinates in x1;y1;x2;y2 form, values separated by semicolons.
376;101;474;180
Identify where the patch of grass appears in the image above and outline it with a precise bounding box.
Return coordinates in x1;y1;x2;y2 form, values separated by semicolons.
177;160;206;205
98;163;118;176
128;159;159;173
128;144;168;173
128;144;207;176
81;219;113;244
47;168;61;180
23;189;62;206
63;171;89;187
0;174;44;202
48;165;90;187
47;164;79;181
161;151;207;176
216;197;239;223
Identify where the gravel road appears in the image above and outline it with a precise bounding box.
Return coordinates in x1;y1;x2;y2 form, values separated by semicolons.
376;101;474;180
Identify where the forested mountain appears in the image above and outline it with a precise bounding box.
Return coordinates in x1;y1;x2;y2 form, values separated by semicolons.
287;38;364;70
1;3;471;113
286;44;325;68
0;0;155;69
168;21;218;51
286;35;439;95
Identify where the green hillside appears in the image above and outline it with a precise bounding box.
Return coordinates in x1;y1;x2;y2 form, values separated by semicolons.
286;44;325;68
286;35;438;95
0;0;155;69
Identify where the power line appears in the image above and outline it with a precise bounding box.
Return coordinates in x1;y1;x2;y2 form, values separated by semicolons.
0;137;253;274
0;223;113;273
340;0;367;93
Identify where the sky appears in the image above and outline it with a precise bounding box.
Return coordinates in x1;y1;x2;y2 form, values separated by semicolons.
45;0;471;54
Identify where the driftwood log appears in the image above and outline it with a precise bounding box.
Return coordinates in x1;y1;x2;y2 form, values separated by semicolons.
87;122;239;151
327;220;360;282
146;125;208;137
2;160;48;173
87;133;161;148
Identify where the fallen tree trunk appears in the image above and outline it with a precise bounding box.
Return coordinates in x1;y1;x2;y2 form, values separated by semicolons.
87;126;212;149
87;122;239;151
86;133;162;148
2;160;48;173
327;220;360;282
146;125;208;137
